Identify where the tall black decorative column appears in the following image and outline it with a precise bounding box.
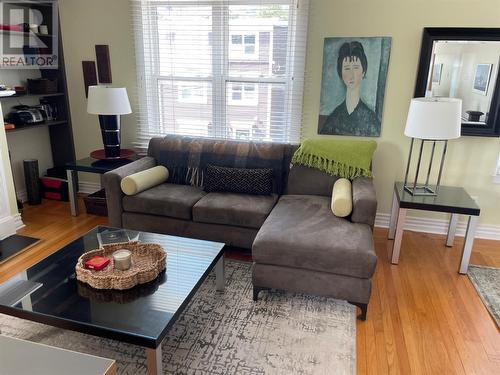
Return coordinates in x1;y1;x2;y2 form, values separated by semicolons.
23;159;41;205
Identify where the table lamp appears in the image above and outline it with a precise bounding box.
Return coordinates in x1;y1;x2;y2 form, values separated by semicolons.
403;97;462;196
87;85;132;159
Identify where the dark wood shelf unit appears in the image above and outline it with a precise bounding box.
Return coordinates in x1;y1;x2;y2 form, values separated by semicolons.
5;120;68;133
0;92;65;100
0;29;55;39
3;0;76;182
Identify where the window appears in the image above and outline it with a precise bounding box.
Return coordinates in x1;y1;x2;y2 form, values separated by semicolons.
230;33;258;59
228;83;258;105
132;0;309;148
176;119;210;137
230;121;253;140
177;83;208;104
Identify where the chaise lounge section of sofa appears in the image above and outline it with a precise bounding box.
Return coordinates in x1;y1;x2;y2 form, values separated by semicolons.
252;166;377;320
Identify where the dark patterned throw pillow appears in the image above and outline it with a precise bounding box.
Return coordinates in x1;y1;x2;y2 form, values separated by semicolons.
203;164;273;195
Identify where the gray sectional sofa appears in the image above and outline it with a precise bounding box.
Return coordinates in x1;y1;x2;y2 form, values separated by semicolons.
103;135;377;320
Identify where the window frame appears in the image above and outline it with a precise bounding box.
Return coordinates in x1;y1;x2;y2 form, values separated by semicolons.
229;32;259;60
176;82;209;104
133;0;307;146
228;82;259;106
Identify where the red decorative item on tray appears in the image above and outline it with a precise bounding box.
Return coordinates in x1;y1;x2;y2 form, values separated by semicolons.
90;148;135;160
84;256;110;271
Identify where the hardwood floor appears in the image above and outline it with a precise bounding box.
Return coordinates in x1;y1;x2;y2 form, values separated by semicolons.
0;198;106;283
1;198;499;374
359;226;500;375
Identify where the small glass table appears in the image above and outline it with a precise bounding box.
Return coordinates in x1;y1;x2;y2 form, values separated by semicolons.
0;226;225;375
65;157;136;216
388;182;480;274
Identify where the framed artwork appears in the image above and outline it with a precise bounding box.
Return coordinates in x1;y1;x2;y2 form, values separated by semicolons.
317;36;392;137
472;63;493;95
432;63;443;84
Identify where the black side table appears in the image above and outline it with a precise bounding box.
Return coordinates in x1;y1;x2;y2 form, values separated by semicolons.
65;157;136;216
388;182;480;274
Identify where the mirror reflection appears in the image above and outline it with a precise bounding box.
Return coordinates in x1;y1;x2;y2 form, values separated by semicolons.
426;40;500;126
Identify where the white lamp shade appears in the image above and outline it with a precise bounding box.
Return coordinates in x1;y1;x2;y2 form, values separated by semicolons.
87;86;132;115
404;97;462;140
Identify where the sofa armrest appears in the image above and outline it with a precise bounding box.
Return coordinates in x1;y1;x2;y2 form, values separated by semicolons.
102;156;157;227
351;177;377;227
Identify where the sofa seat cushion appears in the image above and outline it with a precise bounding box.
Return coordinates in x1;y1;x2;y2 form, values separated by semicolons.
122;183;206;220
253;195;376;279
193;193;279;229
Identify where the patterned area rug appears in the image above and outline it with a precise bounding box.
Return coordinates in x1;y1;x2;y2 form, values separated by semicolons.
468;265;500;328
0;261;355;374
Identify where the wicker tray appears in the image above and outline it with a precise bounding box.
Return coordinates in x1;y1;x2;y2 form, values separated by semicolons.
77;271;165;304
75;242;166;290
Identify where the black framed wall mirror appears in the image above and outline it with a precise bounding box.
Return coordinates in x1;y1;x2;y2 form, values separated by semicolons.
415;28;500;137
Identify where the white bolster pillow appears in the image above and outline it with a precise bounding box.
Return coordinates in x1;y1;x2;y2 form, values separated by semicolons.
331;178;352;217
120;166;169;196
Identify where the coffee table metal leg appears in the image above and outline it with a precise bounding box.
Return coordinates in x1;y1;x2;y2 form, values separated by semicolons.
446;213;459;247
459;215;478;274
388;190;399;240
215;255;225;292
391;208;407;264
146;346;162;375
66;169;79;216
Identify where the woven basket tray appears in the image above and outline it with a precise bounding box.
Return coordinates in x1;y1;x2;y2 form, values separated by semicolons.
75;242;166;290
77;272;165;304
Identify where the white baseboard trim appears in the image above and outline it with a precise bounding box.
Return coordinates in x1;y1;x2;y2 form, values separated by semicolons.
375;213;500;241
16;189;27;203
13;213;25;230
0;216;16;239
0;213;24;239
78;181;101;195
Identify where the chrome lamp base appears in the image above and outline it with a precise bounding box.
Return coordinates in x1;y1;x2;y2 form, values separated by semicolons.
403;184;437;196
403;138;448;196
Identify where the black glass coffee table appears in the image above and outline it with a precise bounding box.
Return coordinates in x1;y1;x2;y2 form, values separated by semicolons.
0;226;225;375
388;182;480;274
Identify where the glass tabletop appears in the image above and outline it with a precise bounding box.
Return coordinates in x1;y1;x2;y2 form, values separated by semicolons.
65;157;137;174
395;182;480;215
0;226;225;348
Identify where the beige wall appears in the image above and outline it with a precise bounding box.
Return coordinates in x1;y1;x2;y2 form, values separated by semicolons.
58;0;500;225
303;0;500;225
59;0;137;183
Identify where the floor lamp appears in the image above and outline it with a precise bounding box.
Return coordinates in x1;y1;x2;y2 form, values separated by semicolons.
403;97;462;196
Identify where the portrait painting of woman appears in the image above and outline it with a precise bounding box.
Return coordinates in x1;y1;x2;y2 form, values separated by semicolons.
318;37;391;137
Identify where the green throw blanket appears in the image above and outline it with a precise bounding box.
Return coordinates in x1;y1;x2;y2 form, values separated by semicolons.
292;138;377;179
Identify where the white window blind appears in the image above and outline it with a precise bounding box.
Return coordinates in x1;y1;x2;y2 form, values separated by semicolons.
131;0;309;149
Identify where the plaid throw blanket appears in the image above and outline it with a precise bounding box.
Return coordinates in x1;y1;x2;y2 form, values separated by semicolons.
148;135;288;193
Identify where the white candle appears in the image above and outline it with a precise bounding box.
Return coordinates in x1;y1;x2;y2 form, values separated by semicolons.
113;249;132;271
